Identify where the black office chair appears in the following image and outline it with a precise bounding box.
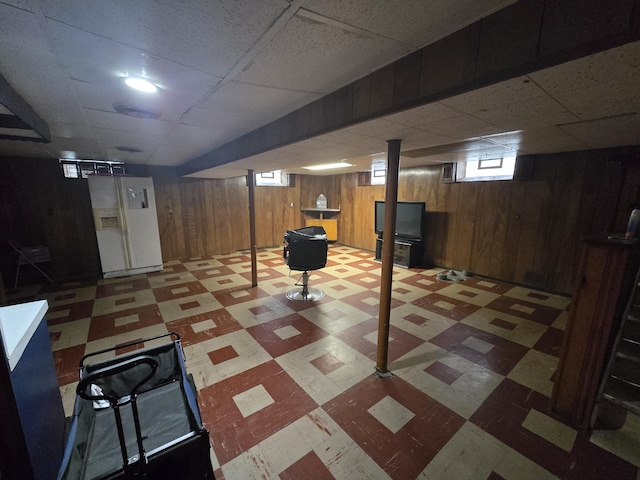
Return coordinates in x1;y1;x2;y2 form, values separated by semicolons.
283;226;328;301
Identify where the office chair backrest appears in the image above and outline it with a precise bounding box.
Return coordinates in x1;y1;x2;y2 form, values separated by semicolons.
284;227;328;272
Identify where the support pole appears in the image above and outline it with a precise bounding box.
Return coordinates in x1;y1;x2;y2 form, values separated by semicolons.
375;139;401;375
247;170;258;287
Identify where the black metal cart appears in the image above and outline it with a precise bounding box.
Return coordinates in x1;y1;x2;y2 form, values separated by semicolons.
57;333;214;480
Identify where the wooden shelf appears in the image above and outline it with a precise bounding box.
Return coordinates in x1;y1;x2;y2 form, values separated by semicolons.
301;208;340;212
301;208;340;219
302;209;340;241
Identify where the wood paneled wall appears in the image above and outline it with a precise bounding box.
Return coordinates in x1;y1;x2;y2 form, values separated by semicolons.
0;158;100;282
134;166;303;258
1;146;639;295
337;148;640;294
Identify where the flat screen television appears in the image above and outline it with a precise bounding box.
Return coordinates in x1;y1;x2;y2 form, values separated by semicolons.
375;200;425;240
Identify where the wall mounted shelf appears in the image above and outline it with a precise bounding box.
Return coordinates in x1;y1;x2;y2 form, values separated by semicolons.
301;208;340;241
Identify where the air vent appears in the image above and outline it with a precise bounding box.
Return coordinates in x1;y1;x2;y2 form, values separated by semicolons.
113;102;161;119
116;146;143;153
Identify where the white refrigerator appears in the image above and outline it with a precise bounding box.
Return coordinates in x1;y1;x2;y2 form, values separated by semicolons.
88;175;163;278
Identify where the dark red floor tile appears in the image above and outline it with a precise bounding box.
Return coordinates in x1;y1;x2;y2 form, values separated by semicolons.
460;277;515;294
213;286;271;307
216;255;251;266
533;327;565;357
87;304;164;342
470;378;636;480
279;451;335;479
484;296;562;326
208;345;239;365
424;360;463;385
411;292;481;321
323;374;465;480
490;317;518;331
247;312;330;358
335;317;424;363
53;344;86;386
191;265;237;280
396;273;448;292
200;361;318;466
339;290;404;316
165;309;243;346
95;277;151;298
152;281;209;302
310;352;345;376
46;300;95;325
148;263;188;275
429;323;529;375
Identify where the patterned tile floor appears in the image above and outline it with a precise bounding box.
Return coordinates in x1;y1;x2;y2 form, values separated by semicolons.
12;245;640;479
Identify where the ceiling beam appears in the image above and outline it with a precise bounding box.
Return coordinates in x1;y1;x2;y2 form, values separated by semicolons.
178;0;640;178
0;73;51;143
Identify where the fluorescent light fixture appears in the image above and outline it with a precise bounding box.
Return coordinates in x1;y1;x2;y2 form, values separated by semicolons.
302;162;354;171
124;77;158;93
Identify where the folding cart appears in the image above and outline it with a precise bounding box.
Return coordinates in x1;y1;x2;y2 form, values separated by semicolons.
57;333;214;479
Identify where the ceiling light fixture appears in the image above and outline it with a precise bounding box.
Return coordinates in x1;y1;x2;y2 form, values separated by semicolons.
302;162;354;171
124;77;158;93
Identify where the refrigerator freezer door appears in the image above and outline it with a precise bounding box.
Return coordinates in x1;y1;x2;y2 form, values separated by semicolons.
88;176;163;278
119;176;163;271
88;176;128;273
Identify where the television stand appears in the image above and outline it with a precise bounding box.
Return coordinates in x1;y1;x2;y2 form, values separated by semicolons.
375;237;423;268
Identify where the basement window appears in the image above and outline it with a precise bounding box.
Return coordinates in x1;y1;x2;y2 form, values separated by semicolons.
60;159;126;179
371;163;386;185
456;156;516;182
255;170;290;186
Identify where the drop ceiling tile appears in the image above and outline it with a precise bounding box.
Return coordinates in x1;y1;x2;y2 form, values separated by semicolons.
199;81;322;121
40;0;288;78
50;28;221;115
372;126;436;144
385;102;461;127
234;14;408;94
550;84;640;120
313;129;370;145
47;137;102;158
497;112;581;132
2;0;33;9
100;147;154;164
181;107;265;133
82;109;174;137
303;0;517;47
440;77;547;114
344;119;408;138
559;115;640;149
515;127;588;154
72;82;179;124
397;131;455;148
0;6;79;116
472;95;577;129
91;127;165;146
161;123;242;152
421;114;501;138
338;136;387;152
528;41;640;96
144;146;200;167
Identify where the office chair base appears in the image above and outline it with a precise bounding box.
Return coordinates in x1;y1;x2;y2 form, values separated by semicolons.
286;287;325;302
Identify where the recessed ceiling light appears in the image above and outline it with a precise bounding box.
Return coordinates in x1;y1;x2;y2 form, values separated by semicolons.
124;77;158;93
302;162;354;171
